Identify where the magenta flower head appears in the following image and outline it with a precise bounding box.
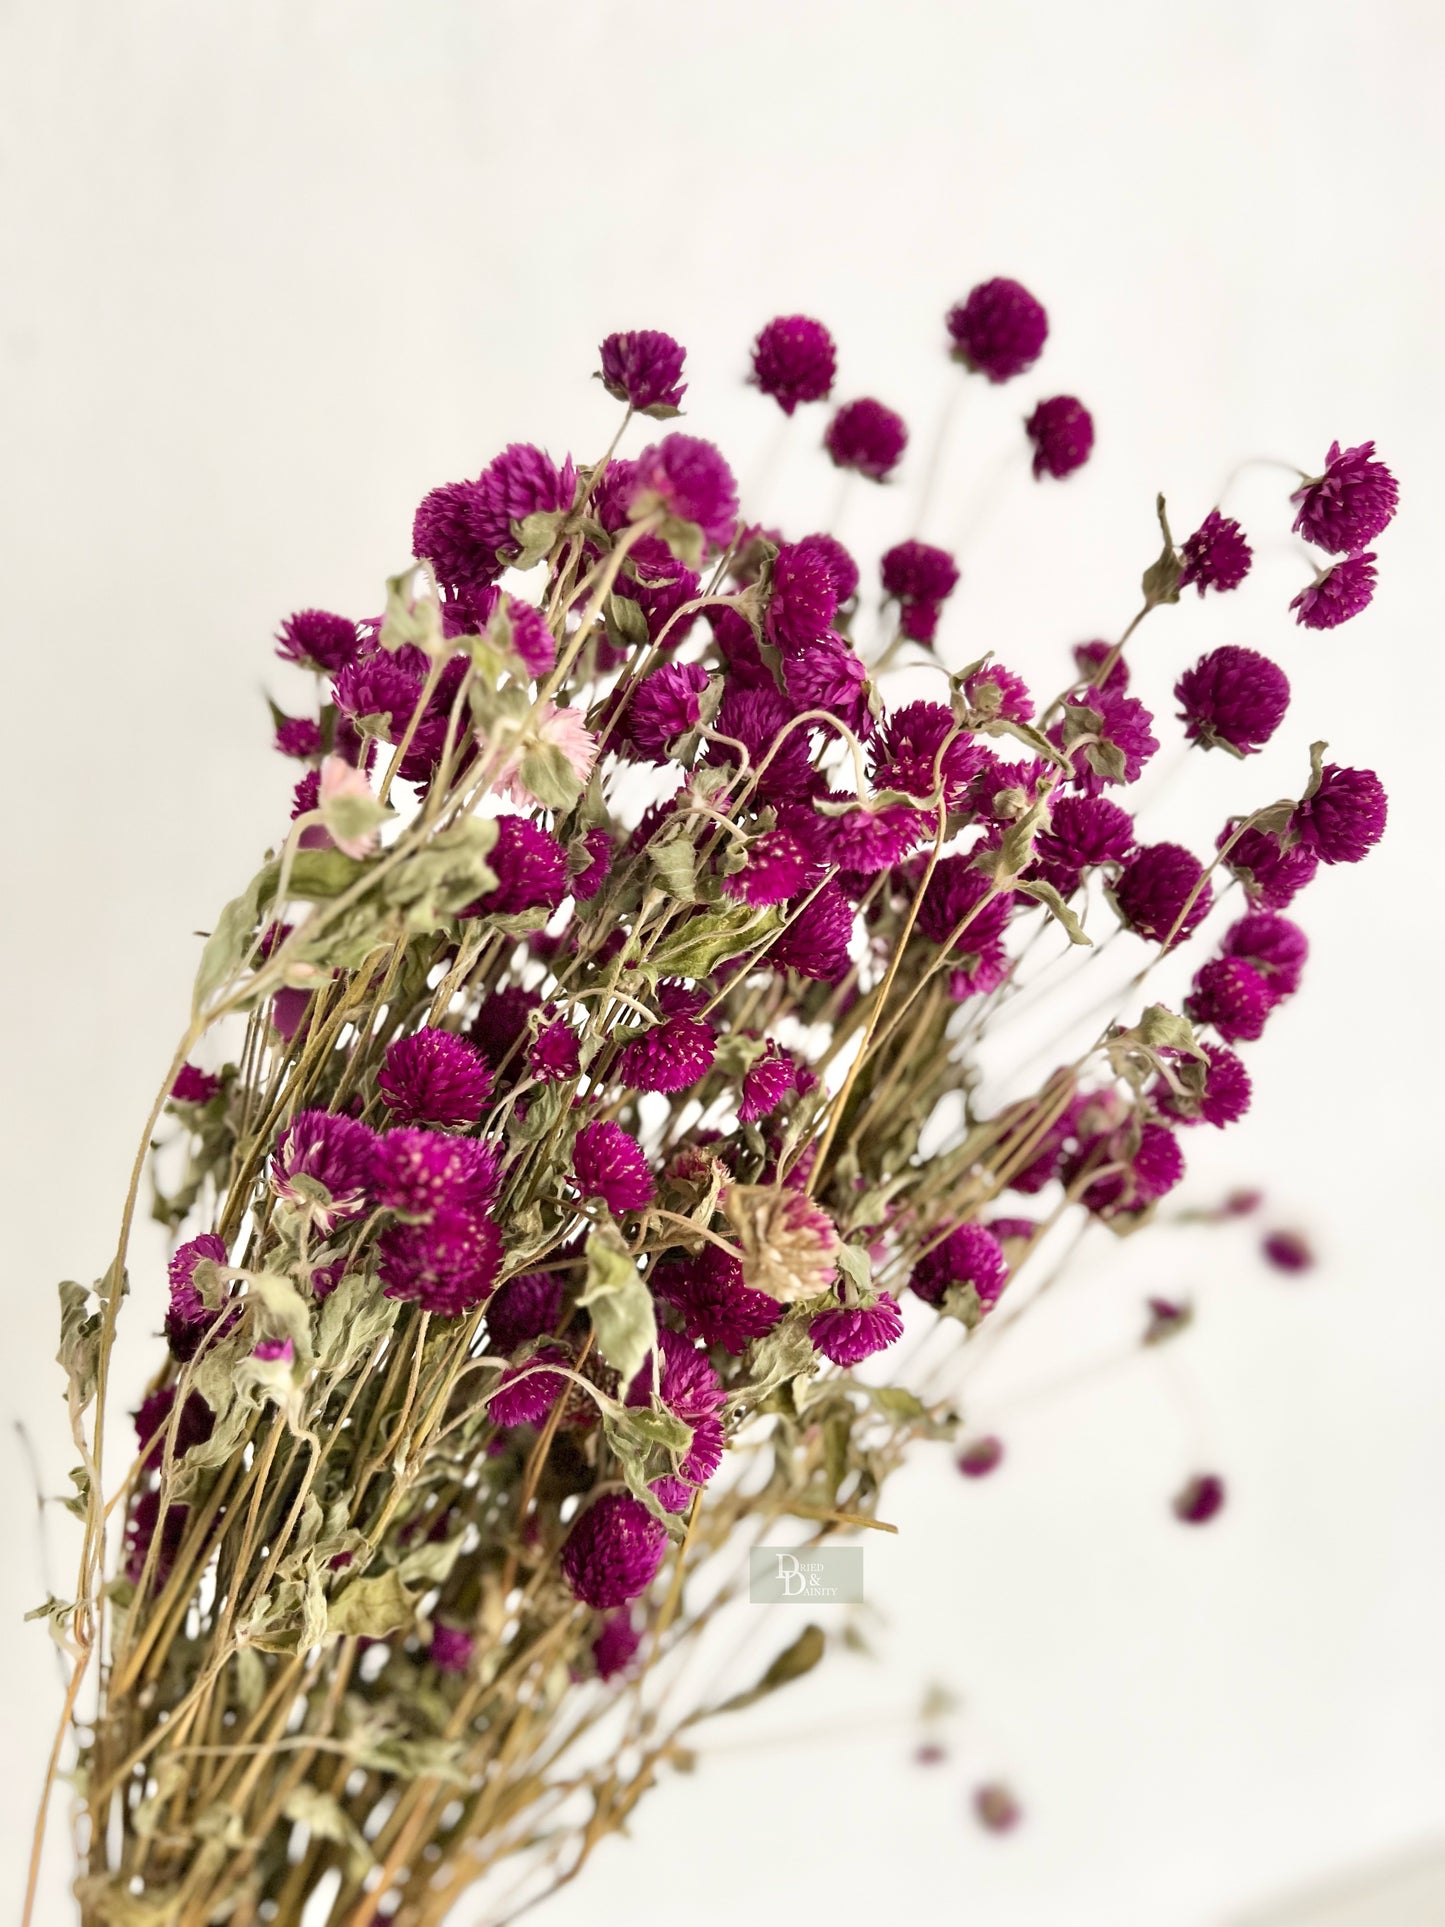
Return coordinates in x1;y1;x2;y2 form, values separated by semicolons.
626;661;712;763
488;1346;568;1427
377;1027;493;1131
721;827;814;909
1176;646;1290;758
1031;794;1136;896
270;1109;377;1230
171;1063;220;1106
466;817;569;918
376;1206;501;1317
880;540;960;633
598;329;687;414
738;1041;798;1123
769;880;857;983
793;793;924;874
793;531;860;605
486;1270;565;1354
750;314;837;415
871;699;988;811
1222;911;1308;997
592;1610;643;1681
708;683;814;803
767;542;840;653
1291;440;1398;554
958;1436;1005;1479
964;663;1034;724
572;1120;656;1214
946;278;1048;382
1291;763;1387;865
1291;551;1377;630
1173;1473;1226;1525
911;1222;1009;1311
824;398;908;481
413;443;577;595
429;1623;474;1674
1178;510;1253;595
1074;638;1129;693
1219;822;1318;910
615;986;717;1095
1026;396;1094;480
275;608;361;674
165;1233;231;1361
810;1291;904;1366
1263;1229;1315;1273
653;1244;782;1354
1185;955;1274;1045
1057;689;1159;795
1157;1041;1252;1130
561;1492;668;1609
627;434;739;548
1113;842;1212;945
529;1018;580;1082
373;1130;500;1219
782;636;875;742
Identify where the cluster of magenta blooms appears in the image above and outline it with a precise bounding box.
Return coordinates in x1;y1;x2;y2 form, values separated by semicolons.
138;278;1392;1666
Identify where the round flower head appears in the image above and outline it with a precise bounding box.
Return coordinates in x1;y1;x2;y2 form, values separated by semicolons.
376;1207;501;1317
1263;1229;1315;1273
270;1110;377;1230
1070;1120;1184;1217
373;1130;500;1219
529;1018;580;1082
1219;823;1318;910
1291;551;1377;629
769;880;856;983
171;1063;219;1106
793;531;860;604
810;1291;904;1367
377;1027;493;1131
871;699;987;811
708;683;814;802
470;985;543;1073
275;608;361;674
488;1346;569;1427
165;1233;231;1361
782;635;876;742
1222;911;1307;997
572;1120;656;1214
627;434;739;547
793;794;924;875
486;1271;565;1355
1175;646;1290;757
429;1623;474;1674
332;651;424;743
721;827;814;909
1025;395;1094;479
1178;510;1252;595
945;278;1048;382
725;1185;839;1303
628;1326;725;1426
652;1243;782;1353
615;986;717;1095
1074;638;1129;693
593;1610;644;1681
570;828;613;904
1157;1042;1252;1130
738;1041;798;1123
963;663;1034;724
412;443;577;594
1173;1473;1226;1525
880;539;960;618
498;595;557;678
1292;764;1387;865
627;662;712;763
134;1385;214;1467
1185;955;1274;1044
274;715;323;760
1112;842;1212;946
911;1222;1009;1312
1056;689;1159;795
1291;440;1398;554
750;314;837;415
958;1436;1005;1479
766;542;839;651
1031;794;1135;896
824;397;908;481
561;1492;668;1609
493;702;598;810
465;817;570;918
918;856;1011;956
598;329;687;414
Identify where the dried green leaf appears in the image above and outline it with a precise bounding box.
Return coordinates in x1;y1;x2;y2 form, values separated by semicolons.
192;863;274;1014
708;1623;826;1716
518;741;584;812
578;1225;656;1385
643;903;780;983
510;508;568;571
1141;494;1181;607
282;1786;375;1878
1014;878;1092;945
327;1567;418;1639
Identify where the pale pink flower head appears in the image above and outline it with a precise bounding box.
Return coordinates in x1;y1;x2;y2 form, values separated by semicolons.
725;1184;840;1303
494;702;599;808
318;754;381;859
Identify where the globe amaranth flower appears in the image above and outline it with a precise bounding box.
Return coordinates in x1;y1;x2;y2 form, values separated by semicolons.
570;827;613;903
957;1435;1005;1479
274;715;323;760
592;1610;643;1680
373;1130;500;1219
1173;1473;1226;1525
1291;551;1377;629
793;531;860;604
781;635;875;741
880;540;960;645
376;1206;502;1317
1026;396;1094;480
1262;1229;1315;1273
1292;763;1387;864
429;1622;474;1674
1178;510;1252;594
738;1041;798;1123
488;1345;569;1427
627;662;712;763
911;1222;1009;1311
963;663;1034;724
125;1490;189;1588
769;880;856;982
463;817;570;918
1291;440;1398;554
628;1325;725;1427
275;608;361;674
1056;689;1159;794
1175;646;1290;758
792;793;925;874
1185;955;1274;1044
708;682;814;802
810;1291;904;1366
945;278;1048;382
165;1232;231;1361
824;397;908;480
529;1017;580;1082
1030;794;1135;896
378;1027;493;1130
486;1270;565;1355
1219;822;1318;910
615;986;717;1095
1214;917;1303;1003
766;541;839;651
270;1109;377;1230
598;329;687;414
627;434;739;547
171;1063;219;1105
722;827;815;908
470;985;543;1073
332;650;425;742
1112;842;1212;946
572;1120;656;1213
917;856;1010;954
1068;1120;1184;1217
871;699;987;811
134;1385;214;1467
492;702;599;810
750;314;837;414
412;443;577;594
497;595;557;678
1073;638;1129;693
1156;1042;1252;1130
561;1492;668;1609
652;1243;782;1353
725;1184;839;1303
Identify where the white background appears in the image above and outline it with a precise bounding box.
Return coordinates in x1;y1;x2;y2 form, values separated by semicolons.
2;3;1443;1923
